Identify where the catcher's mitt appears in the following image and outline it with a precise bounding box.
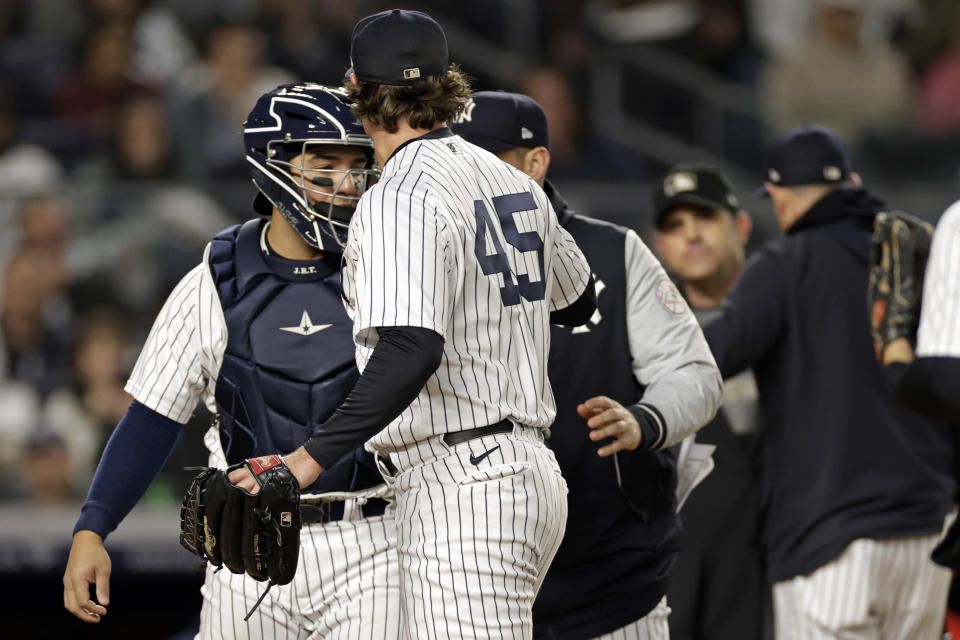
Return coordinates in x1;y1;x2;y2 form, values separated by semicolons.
180;455;301;587
867;212;934;361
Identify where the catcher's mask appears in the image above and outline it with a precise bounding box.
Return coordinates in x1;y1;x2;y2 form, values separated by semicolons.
244;83;378;251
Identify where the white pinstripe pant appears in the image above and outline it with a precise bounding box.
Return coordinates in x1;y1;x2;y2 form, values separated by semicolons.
196;503;401;640
381;426;568;640
592;597;672;640
773;533;951;640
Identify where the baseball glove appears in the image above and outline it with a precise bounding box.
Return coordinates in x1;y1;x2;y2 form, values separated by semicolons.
867;212;934;361
179;455;301;587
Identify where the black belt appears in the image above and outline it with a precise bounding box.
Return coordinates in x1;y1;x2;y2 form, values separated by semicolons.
442;419;513;446
300;497;389;525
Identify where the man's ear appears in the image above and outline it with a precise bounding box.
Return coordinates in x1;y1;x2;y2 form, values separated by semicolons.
735;210;753;246
349;72;359;85
849;171;862;187
522;147;551;186
652;231;666;259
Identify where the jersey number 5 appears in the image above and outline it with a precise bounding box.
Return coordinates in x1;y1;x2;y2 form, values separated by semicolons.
474;192;546;306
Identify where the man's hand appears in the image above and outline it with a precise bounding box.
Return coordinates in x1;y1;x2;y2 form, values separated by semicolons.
578;396;642;456
63;530;111;623
227;446;323;494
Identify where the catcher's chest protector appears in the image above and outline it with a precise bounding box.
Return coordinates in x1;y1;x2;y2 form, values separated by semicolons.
209;219;359;464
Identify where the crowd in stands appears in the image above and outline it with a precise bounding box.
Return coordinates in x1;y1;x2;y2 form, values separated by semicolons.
0;0;957;509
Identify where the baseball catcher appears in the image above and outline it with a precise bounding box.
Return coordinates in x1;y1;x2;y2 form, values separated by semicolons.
179;455;301;618
867;211;935;361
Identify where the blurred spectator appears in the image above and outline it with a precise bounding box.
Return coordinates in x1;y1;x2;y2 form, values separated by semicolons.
764;0;913;145
673;0;763;84
586;0;700;43
53;22;152;146
44;310;133;491
920;23;960;132
21;429;79;503
897;0;960;74
66;91;234;317
256;0;357;83
520;66;650;183
168;22;294;180
83;0;197;88
1;198;75;399
0;84;65;231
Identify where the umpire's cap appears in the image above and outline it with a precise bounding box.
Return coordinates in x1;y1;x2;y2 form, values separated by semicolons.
348;9;448;86
451;91;550;152
758;124;852;195
654;165;740;228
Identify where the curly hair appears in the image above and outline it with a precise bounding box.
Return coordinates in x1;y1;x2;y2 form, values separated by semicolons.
344;64;472;133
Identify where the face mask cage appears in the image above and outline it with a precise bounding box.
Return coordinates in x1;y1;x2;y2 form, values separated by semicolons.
267;138;379;247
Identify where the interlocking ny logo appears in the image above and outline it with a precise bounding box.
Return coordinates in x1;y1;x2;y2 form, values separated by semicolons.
571;276;605;334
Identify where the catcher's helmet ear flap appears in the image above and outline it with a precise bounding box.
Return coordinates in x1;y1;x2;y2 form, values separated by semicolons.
243;83;378;252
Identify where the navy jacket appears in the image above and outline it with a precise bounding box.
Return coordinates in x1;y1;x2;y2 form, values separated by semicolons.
704;187;955;582
533;183;681;639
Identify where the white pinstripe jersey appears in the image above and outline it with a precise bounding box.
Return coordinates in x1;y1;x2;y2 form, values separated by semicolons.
125;242;225;424
917;200;960;358
341;130;591;454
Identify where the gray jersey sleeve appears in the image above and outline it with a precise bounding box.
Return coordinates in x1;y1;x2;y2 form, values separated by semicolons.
624;230;723;448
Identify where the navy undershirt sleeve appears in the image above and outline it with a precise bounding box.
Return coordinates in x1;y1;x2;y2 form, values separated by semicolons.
550;274;597;327
73;400;182;539
304;326;444;469
884;358;960;424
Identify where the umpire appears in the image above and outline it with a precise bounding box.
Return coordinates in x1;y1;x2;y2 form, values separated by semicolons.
454;92;723;639
702;124;955;638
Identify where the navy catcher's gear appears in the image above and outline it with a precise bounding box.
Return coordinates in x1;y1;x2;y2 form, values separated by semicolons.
243;83;377;251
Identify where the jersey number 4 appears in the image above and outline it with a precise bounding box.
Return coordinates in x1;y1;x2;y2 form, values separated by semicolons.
473;192;545;306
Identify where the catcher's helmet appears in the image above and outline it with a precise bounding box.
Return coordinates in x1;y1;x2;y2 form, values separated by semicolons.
243;83;377;251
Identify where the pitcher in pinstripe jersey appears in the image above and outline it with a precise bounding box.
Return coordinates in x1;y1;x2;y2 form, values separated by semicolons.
230;10;597;640
63;84;403;639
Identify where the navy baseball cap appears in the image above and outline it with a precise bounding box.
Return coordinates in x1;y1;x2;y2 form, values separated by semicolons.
654;164;740;227
348;9;448;86
757;124;852;196
450;91;550;152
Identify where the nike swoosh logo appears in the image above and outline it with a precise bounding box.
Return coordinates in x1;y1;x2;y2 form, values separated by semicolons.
469;445;501;466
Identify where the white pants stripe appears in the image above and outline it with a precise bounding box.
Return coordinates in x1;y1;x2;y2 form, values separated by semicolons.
382;426;568;640
591;597;672;640
196;507;401;640
772;533;951;640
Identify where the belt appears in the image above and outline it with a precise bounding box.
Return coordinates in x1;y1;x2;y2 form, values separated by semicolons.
442;419;513;447
300;497;389;525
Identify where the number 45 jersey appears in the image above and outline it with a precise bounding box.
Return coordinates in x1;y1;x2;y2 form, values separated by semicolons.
342;127;592;454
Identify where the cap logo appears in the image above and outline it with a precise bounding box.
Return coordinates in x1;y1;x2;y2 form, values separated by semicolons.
768;168;781;183
521;127;534;140
663;171;697;197
453;98;476;124
823;166;842;181
727;194;739;208
403;68;421;80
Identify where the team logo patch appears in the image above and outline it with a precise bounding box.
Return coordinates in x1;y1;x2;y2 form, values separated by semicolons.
454;98;476;124
663;171;697;197
248;455;283;475
403;67;421;80
656;277;689;316
768;168;781;183
521;127;534;140
280;511;293;527
823;166;842;181
279;310;332;336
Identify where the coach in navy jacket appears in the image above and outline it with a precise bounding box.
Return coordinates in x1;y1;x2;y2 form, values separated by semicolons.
455;92;723;639
703;125;955;637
